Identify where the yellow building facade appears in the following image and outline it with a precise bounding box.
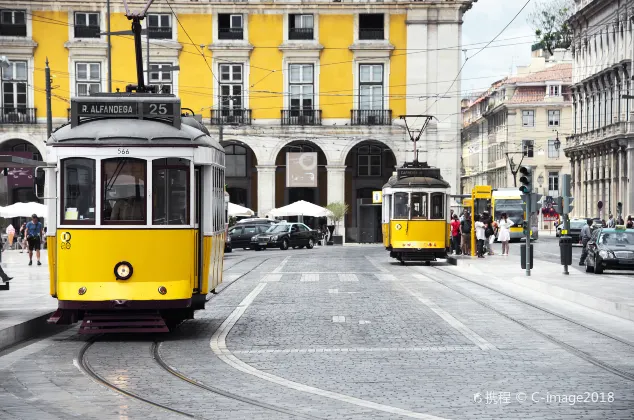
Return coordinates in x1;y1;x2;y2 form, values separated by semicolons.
1;0;475;243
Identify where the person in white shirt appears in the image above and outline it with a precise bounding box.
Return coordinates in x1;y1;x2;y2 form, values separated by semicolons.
474;214;486;258
497;212;514;256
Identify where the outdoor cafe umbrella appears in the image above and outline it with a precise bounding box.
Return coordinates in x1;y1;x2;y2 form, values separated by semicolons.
266;200;333;218
0;202;47;218
228;202;255;217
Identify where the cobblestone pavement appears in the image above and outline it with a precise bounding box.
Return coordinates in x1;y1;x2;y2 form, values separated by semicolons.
1;246;633;419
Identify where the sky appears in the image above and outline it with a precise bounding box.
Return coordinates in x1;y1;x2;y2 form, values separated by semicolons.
460;0;538;97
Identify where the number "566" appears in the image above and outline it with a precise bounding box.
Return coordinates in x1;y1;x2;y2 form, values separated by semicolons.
118;148;130;155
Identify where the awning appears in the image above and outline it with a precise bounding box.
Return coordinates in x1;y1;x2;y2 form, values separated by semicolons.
267;200;333;218
228;203;255;217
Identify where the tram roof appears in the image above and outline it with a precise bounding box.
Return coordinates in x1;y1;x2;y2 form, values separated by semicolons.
383;176;451;189
49;118;223;151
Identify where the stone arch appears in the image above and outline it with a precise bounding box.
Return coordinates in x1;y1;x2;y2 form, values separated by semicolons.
0;133;46;159
267;137;331;165
221;139;259;212
343;139;398;243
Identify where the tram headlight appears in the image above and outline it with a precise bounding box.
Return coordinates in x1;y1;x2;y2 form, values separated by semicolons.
114;261;133;280
271;235;278;241
158;286;167;295
78;287;87;295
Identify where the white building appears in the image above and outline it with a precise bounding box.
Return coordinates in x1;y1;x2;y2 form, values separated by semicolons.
565;0;634;220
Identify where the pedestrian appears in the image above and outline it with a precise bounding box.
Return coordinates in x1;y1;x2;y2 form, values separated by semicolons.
450;214;461;255
460;211;471;256
483;212;495;255
497;212;514;256
5;224;15;250
617;215;624;225
25;214;43;266
607;214;615;228
474;214;486;258
0;246;13;283
579;218;593;266
626;216;633;229
18;222;27;253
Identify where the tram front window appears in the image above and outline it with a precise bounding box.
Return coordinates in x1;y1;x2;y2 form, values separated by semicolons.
152;158;190;225
61;158;96;223
102;158;146;224
393;192;409;219
410;192;428;219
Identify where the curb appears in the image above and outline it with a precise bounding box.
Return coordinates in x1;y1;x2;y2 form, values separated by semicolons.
508;276;634;322
0;312;56;352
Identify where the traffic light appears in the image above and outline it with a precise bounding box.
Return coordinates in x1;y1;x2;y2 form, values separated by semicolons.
553;196;564;214
563;196;574;214
519;166;532;194
531;193;543;212
522;221;529;235
561;174;573;215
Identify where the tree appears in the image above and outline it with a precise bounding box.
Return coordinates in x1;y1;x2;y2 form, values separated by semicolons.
528;0;574;55
326;202;349;235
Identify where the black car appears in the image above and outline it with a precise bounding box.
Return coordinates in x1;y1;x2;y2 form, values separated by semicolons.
556;219;587;242
251;222;320;251
236;218;277;226
225;233;232;253
585;227;634;274
229;224;271;250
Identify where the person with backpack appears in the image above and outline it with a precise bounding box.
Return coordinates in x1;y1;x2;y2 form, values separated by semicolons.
450;214;461;255
460;211;471;256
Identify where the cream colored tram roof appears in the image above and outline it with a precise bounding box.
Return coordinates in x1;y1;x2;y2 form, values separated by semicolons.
49;117;222;152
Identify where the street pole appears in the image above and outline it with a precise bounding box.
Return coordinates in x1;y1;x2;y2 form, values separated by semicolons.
45;58;52;139
107;0;112;92
562;211;570;275
525;193;531;277
146;28;150;87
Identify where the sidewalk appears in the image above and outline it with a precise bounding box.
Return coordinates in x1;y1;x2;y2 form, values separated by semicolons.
451;249;634;322
0;250;57;351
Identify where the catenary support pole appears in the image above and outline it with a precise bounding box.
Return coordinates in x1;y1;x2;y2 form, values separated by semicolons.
45;58;52;139
107;0;112;92
525;193;531;277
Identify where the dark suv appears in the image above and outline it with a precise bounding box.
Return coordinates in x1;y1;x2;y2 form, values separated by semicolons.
251;222;320;251
229;224;271;250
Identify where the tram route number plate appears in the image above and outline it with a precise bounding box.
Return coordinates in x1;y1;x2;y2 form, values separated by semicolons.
143;102;174;116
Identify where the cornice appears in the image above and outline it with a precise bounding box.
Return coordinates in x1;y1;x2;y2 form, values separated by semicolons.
0;37;38;56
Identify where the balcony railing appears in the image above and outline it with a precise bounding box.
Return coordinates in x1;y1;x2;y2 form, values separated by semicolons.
350;109;392;126
0;108;36;124
210;109;252;125
289;27;313;40
281;109;322;126
148;27;172;39
0;23;27;37
218;27;243;40
74;25;100;38
359;28;384;40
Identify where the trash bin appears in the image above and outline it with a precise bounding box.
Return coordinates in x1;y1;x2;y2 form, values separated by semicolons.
559;236;573;265
520;243;533;269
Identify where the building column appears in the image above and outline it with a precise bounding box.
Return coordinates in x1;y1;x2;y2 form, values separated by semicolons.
619;146;627;216
256;165;276;217
326;165;347;241
628;143;634;217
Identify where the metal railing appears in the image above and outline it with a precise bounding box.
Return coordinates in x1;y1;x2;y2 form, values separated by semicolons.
0;108;37;124
148;26;172;39
281;109;322;126
210;109;252;125
0;23;27;36
218;27;243;40
289;27;313;40
74;25;100;38
359;28;384;40
350;109;392;126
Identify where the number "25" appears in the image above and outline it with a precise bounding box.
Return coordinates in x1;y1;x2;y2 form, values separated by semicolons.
149;104;167;115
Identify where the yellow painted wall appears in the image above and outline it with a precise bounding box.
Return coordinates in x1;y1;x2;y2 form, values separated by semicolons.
319;15;353;119
177;14;213;113
32;11;70;119
389;14;407;118
248;14;283;120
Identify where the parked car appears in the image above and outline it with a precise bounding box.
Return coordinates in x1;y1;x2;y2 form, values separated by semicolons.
236;218;277;226
585;227;634;274
225;233;232;253
229;224;271;250
555;218;587;242
250;222;320;251
591;218;606;232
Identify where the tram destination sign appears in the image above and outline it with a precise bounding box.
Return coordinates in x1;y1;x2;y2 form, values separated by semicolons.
77;102;138;116
397;167;441;180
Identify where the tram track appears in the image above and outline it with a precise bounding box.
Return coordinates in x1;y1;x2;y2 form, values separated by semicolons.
408;264;634;382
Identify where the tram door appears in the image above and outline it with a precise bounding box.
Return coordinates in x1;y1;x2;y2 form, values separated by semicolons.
194;167;203;294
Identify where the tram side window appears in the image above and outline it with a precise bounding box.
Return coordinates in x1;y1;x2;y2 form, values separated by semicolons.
102;158;146;224
152;158;190;225
410;192;428;219
430;193;444;219
61;158;96;223
393;192;409;219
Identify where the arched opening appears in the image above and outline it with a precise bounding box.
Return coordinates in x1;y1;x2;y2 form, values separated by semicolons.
222;141;257;212
0;139;43;206
274;141;327;228
344;140;396;243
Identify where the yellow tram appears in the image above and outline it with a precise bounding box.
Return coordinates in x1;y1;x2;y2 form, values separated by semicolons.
42;94;226;332
381;162;452;264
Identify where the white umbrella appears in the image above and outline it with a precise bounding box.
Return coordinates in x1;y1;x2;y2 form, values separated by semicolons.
228;202;255;217
0;202;47;218
267;200;333;218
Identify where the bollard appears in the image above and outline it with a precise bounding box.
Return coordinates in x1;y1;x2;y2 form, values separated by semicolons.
520;243;533;270
559;235;572;275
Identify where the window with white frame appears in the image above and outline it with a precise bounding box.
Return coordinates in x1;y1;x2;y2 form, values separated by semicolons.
1;61;27;112
548;109;560;127
76;63;101;96
218;14;243;40
147;13;171;39
289;64;313;112
522;139;534;158
74;12;100;38
148;63;172;94
357;144;382;176
359;64;383;110
0;9;26;36
522;110;535;127
219;64;243;111
548;84;561;97
548;139;560;159
548;171;559;194
289;14;313;40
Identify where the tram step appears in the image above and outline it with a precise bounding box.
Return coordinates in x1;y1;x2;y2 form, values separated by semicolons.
79;311;169;334
0;283;9;291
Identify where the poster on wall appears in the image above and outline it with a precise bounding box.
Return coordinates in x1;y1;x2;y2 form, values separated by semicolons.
286;152;317;188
